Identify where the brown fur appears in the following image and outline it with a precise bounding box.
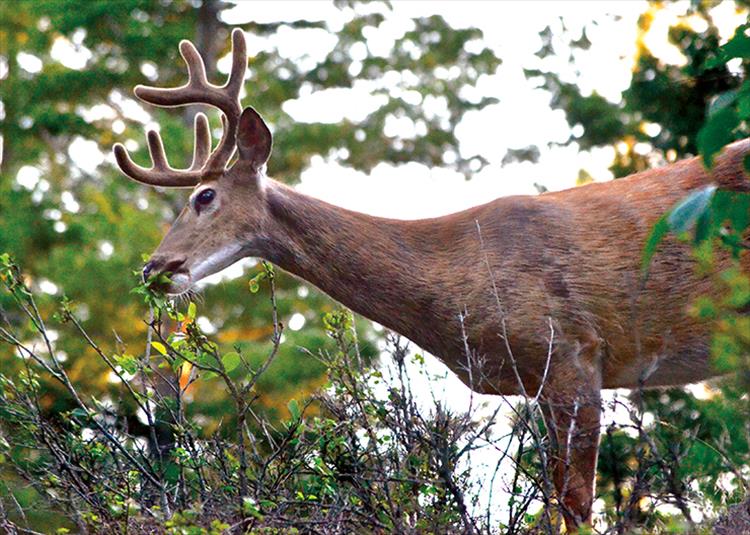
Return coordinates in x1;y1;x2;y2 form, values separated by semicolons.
255;141;750;391
141;134;750;529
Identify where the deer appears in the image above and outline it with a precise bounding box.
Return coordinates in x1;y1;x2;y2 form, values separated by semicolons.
113;29;750;529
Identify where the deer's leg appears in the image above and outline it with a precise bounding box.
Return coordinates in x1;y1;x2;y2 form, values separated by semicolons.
541;355;602;530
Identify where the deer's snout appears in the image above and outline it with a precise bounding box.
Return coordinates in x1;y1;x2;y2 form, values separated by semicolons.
142;257;187;283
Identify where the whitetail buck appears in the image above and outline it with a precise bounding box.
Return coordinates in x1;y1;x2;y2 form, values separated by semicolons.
114;29;750;529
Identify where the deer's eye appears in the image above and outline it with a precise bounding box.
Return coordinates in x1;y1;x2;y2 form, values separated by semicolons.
194;188;216;213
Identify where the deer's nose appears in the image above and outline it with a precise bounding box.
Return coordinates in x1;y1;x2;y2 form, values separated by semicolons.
142;257;187;282
142;261;156;282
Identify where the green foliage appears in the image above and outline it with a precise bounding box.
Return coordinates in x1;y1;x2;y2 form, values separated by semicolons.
697;22;750;169
698;103;741;169
606;7;750;529
0;256;502;533
531;3;750;176
642;213;671;275
640;13;750;283
641;184;715;270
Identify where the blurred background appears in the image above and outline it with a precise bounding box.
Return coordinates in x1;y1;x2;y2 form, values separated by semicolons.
1;0;749;529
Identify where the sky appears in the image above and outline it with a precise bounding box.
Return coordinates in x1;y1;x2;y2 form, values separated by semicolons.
19;0;749;526
227;0;643;216
224;0;744;219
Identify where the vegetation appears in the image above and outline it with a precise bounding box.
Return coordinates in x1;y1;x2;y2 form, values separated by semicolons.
1;1;750;533
0;257;509;533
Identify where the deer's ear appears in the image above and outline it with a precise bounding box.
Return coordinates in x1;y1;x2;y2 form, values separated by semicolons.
237;106;272;170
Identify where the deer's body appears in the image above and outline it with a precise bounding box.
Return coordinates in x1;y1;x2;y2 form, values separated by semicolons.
113;30;750;528
261;142;749;396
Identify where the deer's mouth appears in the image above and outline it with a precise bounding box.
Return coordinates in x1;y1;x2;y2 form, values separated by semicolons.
164;271;192;296
144;269;191;296
165;244;247;296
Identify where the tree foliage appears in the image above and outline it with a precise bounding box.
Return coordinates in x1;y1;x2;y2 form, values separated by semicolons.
0;0;501;423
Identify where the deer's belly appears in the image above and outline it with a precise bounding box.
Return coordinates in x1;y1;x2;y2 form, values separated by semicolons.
602;339;715;389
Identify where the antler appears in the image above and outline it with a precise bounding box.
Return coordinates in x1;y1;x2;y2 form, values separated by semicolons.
113;28;247;187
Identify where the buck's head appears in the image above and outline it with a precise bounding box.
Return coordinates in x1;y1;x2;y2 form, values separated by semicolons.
113;29;273;295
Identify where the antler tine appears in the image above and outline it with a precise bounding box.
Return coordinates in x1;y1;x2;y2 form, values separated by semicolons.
146;130;169;170
203;28;246;173
112;112;213;187
113;142;202;188
225;28;247;98
133;28;247;175
133;40;212;107
191;112;211;170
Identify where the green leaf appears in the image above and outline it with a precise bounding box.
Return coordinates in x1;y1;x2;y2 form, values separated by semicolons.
221;351;241;373
242;497;263;519
738;86;750;119
171;355;185;371
697;107;739;169
644;186;722;274
196;351;215;367
706;23;750;68
666;185;717;236
707;89;737;116
262;261;275;279
248;268;269;293
187;302;197;320
711;191;750;234
71;408;89;420
248;278;260;293
113;354;138;375
151;342;168;356
693;207;713;245
722;23;750;61
642;215;670;274
287;399;301;420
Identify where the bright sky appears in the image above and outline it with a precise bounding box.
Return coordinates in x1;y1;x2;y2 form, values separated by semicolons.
225;0;744;219
17;0;748;526
226;1;640;216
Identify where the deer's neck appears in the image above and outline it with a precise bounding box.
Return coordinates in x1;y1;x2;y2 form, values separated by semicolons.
257;181;447;341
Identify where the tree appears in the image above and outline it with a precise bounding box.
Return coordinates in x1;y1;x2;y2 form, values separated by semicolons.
0;0;502;421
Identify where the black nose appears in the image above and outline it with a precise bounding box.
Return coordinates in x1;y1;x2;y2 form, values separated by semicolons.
142;261;156;283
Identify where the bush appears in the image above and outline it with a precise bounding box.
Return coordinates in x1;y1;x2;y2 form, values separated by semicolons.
0;256;545;534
